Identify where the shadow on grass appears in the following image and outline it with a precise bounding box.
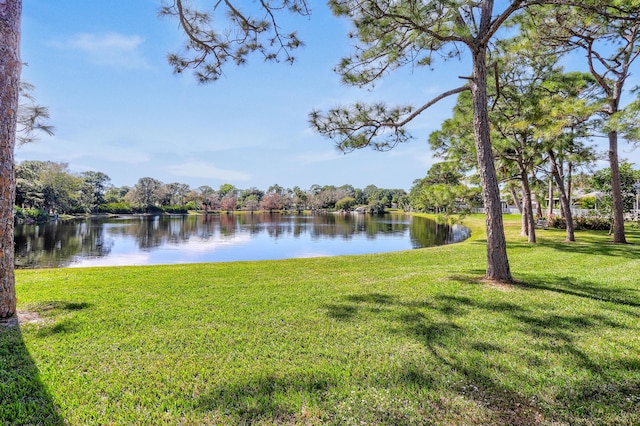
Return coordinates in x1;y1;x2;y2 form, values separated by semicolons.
514;274;640;309
324;288;640;424
510;228;640;259
196;373;332;424
0;320;64;425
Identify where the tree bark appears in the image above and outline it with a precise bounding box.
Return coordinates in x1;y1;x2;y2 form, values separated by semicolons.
470;37;512;282
0;0;21;318
549;150;575;242
520;168;536;243
547;163;554;219
609;130;627;243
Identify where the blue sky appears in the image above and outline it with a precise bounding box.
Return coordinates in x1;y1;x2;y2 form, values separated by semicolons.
18;1;639;191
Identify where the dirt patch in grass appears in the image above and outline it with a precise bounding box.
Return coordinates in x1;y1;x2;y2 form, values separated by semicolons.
0;311;47;329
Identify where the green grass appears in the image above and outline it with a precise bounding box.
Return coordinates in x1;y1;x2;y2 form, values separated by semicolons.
2;215;640;425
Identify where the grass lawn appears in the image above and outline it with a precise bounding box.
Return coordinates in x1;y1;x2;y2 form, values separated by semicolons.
2;215;639;425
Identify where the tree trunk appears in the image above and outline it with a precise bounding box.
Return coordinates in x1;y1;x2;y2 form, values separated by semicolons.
567;161;573;208
531;169;543;218
608;130;627;243
508;186;526;236
470;40;512;283
549;151;575;242
548;161;554;219
0;0;21;319
520;168;536;243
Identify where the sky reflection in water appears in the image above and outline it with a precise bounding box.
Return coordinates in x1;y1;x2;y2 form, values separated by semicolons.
14;213;469;269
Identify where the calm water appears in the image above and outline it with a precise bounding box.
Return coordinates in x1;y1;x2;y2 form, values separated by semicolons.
14;213;470;269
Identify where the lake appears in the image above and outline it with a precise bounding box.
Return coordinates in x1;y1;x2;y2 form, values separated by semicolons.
14;213;470;269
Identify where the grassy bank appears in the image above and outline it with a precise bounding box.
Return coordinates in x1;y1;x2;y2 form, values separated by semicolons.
2;215;639;425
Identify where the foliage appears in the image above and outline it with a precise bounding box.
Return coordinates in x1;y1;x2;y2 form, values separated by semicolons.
591;162;640;219
14;163;418;217
549;215;611;231
13;207;49;224
97;202;133;215
162;205;189;214
367;199;386;215
5;217;640;424
159;0;310;82
409;162;481;215
16;81;54;146
335;196;356;211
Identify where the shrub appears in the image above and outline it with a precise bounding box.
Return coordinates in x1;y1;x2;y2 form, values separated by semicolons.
97;202;133;214
550;216;611;231
335;197;356;211
162;205;188;214
367;200;387;215
15;207;49;223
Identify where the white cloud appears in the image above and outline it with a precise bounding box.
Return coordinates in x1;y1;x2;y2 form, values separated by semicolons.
167;161;252;181
51;32;151;69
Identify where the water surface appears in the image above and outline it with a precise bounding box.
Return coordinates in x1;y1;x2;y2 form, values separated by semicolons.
14;213;469;269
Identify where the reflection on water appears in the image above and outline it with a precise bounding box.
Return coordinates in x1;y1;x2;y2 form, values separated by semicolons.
14;213;469;269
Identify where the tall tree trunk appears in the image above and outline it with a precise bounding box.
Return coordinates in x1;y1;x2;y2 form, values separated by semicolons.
0;0;21;318
534;193;543;219
532;169;543;218
567;161;573;208
508;186;526;236
470;36;512;283
609;130;627;243
520;168;536;243
548;161;554;219
549;151;575;242
509;186;523;214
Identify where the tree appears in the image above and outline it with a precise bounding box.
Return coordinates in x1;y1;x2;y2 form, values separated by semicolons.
309;1;525;281
218;183;238;200
0;0;21;317
36;161;83;214
163;182;190;206
521;5;640;243
592;162;640;230
198;185;219;211
81;171;111;212
129;177;163;212
15;160;44;209
159;0;310;83
409;162;480;215
259;192;285;213
221;196;238;212
291;186;308;212
155;1;636;283
335;196;356;211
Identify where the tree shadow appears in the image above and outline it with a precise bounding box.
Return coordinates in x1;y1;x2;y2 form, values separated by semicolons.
323;288;640;424
196;373;332;424
27;301;93;338
323;292;397;321
510;230;640;260
514;274;640;309
0;320;64;425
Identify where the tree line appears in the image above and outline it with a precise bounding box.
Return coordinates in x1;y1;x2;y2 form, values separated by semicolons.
14;160;410;220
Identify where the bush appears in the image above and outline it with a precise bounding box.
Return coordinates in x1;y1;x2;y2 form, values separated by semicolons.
335;197;356;211
162;205;188;214
97;202;133;214
550;216;611;231
367;200;387;215
15;207;49;223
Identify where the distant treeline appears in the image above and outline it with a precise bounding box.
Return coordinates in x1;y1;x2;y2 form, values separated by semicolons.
15;160;414;222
